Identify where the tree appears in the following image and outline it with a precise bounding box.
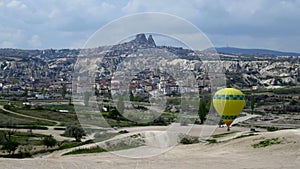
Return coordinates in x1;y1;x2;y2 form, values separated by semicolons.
23;87;29;97
61;84;67;99
64;125;85;142
116;97;125;114
1;140;19;155
108;109;122;119
0;133;4;144
250;95;255;114
3;128;17;142
218;119;225;128
83;92;91;106
12;78;18;85
289;99;297;106
41;87;46;97
1;129;19;155
68;96;72;105
198;99;208;124
281;96;286;113
42;135;57;148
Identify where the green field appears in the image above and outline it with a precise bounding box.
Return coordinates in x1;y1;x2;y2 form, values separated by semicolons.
9;106;78;125
0;109;55;126
0;130;47;146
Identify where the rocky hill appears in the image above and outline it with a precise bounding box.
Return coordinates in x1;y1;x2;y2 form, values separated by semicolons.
0;34;299;95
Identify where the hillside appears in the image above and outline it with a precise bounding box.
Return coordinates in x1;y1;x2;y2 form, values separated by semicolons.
216;47;300;56
0;34;299;97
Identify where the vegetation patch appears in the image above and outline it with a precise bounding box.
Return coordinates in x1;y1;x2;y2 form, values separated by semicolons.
0;130;47;146
252;137;282;148
12;108;78;123
273;87;300;95
211;131;238;138
63;136;144;156
105;141;143;152
266;126;279;132
57;140;93;150
63;146;107;155
206;139;218;144
32;139;94;156
0;109;54;126
0;125;48;130
0;127;94;158
0;129;52;158
53;127;65;131
233;133;257;140
118;130;129;134
179;134;200;144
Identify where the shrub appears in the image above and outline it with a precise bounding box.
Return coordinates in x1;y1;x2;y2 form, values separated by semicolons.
34;106;44;110
1;140;20;155
0;125;48;130
267;126;279;132
118;130;129;134
64;125;85;142
53;127;65;131
3;104;12;110
42;135;57;148
179;134;200;144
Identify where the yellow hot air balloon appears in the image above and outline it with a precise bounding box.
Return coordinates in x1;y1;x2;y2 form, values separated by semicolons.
213;88;246;131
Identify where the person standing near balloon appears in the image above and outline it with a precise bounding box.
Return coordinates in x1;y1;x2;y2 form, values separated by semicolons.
213;88;246;131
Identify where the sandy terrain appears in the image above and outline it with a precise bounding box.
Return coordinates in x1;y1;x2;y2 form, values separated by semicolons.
0;128;299;169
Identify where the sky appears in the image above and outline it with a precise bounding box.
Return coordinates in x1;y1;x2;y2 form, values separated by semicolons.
0;0;300;52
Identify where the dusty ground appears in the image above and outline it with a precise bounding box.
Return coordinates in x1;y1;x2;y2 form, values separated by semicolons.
0;128;299;169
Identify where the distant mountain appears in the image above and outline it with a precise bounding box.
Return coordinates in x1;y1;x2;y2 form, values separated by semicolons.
215;47;300;56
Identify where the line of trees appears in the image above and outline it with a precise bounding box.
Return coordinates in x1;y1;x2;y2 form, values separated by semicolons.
198;99;210;124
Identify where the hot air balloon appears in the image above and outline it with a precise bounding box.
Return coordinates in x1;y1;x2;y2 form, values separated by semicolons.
213;88;246;131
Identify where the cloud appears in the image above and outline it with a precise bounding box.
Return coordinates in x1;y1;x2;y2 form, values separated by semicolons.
121;0;300;40
6;0;27;9
0;0;299;52
122;0;199;18
140;1;299;51
28;35;42;48
0;0;124;49
0;29;25;48
1;41;15;48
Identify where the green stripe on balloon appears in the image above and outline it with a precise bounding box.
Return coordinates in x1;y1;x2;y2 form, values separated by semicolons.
213;94;245;100
222;115;238;120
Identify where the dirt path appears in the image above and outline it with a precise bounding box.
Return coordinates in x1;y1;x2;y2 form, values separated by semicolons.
231;113;261;125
